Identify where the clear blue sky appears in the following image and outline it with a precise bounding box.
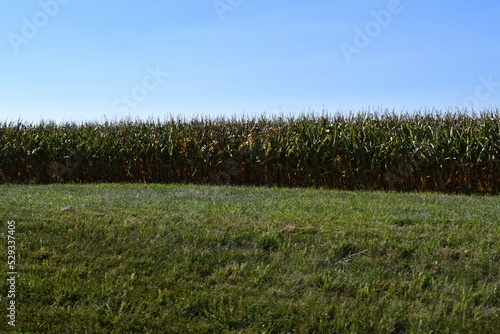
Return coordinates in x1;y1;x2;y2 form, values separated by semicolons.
1;0;499;123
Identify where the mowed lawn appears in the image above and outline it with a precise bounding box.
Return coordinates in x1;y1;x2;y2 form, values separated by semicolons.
1;184;499;333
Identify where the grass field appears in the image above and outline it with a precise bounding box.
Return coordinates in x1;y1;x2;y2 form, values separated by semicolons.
1;184;499;333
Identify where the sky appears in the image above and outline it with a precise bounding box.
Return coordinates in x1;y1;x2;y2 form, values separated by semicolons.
1;0;499;123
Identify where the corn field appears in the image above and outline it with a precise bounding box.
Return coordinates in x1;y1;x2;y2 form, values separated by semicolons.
1;110;499;194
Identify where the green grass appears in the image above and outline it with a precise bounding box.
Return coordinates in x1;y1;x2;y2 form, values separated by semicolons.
1;184;499;333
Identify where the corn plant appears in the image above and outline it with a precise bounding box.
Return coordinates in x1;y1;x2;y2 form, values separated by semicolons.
1;109;499;194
